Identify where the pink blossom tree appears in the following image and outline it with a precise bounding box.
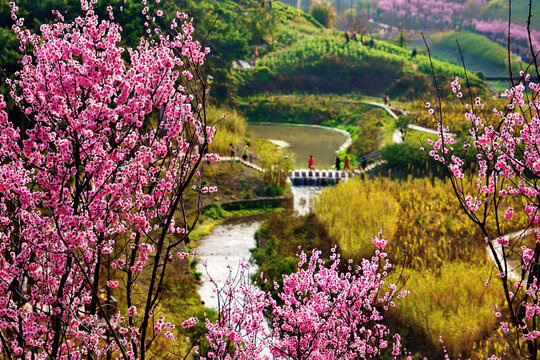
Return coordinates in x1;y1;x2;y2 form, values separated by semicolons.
0;1;407;359
425;21;540;356
376;0;486;30
192;236;405;360
0;1;218;358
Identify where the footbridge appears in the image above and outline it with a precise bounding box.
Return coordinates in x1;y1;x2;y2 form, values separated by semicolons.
289;170;354;186
289;154;383;186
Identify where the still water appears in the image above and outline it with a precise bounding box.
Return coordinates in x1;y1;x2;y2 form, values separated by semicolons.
247;123;350;169
198;123;335;308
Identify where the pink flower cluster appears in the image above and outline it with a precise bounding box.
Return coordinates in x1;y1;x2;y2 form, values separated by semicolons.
193;239;406;359
377;0;486;28
473;19;540;52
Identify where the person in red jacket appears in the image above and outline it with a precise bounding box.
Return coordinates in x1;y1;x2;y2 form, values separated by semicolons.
308;155;315;170
344;156;350;170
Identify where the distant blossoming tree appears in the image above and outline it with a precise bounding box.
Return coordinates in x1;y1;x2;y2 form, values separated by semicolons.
376;0;486;30
0;0;218;358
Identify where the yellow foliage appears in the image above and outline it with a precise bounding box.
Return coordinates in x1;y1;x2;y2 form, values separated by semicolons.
314;177;529;269
206;106;247;155
313;177;399;261
395;262;502;359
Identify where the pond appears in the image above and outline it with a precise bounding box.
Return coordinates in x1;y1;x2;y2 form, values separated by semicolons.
247;123;351;169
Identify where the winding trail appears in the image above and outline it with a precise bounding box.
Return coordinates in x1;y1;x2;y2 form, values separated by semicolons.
362;100;457;141
218;157;264;172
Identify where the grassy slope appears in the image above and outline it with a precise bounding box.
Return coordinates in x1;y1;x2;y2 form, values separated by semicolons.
428;31;520;75
237;3;487;99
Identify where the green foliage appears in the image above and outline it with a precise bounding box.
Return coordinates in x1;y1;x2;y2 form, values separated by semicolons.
257;143;294;188
380;141;430;173
395;30;407;48
310;3;336;28
264;184;285;197
238;29;486;97
429;31;520;75
271;1;322;29
202;205;228;220
251;211;332;298
395;114;410;136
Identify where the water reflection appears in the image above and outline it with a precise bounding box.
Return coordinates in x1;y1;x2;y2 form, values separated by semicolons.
247;123;350;169
291;186;322;216
196;216;264;309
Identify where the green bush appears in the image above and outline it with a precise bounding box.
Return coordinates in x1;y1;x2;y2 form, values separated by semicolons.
202;205;228;220
264;185;285;197
310;4;336;28
380;141;437;175
251;211;332;299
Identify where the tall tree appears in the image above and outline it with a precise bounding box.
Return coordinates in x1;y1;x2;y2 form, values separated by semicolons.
0;1;217;358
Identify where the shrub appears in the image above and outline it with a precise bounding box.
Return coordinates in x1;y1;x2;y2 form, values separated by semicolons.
310;4;336;28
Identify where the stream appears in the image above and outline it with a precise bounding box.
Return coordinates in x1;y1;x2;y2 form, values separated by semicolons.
197;123;344;308
196;187;322;308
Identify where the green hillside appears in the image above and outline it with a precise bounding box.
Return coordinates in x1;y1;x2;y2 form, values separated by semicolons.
481;0;540;30
237;3;487;100
428;31;521;75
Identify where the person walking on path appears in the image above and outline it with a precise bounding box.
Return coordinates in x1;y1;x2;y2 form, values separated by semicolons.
361;156;367;170
242;144;248;161
229;143;235;159
383;94;391;106
344;31;349;43
309;155;315;170
335;155;341;171
344;156;350;171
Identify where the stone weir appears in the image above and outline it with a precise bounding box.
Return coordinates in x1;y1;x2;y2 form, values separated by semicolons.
289;170;354;186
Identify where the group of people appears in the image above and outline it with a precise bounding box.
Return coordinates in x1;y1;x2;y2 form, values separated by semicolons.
344;31;375;47
334;155;350;171
307;155;353;171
